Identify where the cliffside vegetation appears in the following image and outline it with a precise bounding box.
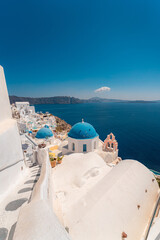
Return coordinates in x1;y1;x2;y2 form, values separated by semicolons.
55;116;71;133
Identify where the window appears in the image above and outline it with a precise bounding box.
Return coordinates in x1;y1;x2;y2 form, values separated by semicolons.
72;143;75;151
111;143;114;148
83;144;87;152
108;142;110;147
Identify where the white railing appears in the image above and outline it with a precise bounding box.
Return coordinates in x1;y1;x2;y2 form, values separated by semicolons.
31;149;51;202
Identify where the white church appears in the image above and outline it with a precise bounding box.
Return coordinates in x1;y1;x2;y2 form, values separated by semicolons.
67;120;99;153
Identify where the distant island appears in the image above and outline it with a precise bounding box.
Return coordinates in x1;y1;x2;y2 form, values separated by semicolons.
9;95;159;105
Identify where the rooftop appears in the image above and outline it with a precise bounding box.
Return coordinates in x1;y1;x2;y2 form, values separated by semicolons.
68;122;98;140
36;126;53;139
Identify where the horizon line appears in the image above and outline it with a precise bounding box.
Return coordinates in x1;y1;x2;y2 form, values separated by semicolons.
9;95;160;102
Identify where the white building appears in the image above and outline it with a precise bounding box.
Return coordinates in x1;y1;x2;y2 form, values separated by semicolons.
66;121;120;165
15;101;35;117
67;121;99;153
15;102;29;111
0;66;24;199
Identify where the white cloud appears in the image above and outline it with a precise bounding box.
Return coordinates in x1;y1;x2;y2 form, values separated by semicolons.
94;86;111;93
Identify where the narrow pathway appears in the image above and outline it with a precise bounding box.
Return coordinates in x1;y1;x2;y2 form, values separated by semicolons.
0;158;41;240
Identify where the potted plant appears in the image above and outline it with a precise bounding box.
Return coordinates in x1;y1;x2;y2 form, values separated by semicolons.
50;157;56;168
38;143;46;148
57;156;63;164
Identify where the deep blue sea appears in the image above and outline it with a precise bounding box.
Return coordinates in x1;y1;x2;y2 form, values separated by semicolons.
35;103;160;171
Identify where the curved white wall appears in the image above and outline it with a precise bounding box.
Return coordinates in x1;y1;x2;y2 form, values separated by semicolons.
63;160;159;240
14;200;71;240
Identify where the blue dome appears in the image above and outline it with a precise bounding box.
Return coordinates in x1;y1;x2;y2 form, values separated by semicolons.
68;122;98;139
36;126;53;139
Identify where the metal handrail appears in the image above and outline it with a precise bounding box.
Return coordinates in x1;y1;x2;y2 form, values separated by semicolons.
25;134;38;147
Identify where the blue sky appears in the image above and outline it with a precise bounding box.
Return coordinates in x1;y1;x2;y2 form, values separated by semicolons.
0;0;160;100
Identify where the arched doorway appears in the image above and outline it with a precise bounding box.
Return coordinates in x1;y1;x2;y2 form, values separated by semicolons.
83;144;87;152
72;143;75;151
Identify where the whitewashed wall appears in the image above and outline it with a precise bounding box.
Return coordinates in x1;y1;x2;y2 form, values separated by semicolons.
0;66;12;121
0;66;24;199
28;105;35;114
68;136;99;153
97;149;119;163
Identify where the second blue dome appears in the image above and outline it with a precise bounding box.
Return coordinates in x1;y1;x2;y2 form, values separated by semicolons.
36;126;53;139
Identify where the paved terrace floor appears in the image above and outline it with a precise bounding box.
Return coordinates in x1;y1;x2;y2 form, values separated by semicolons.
0;158;41;240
